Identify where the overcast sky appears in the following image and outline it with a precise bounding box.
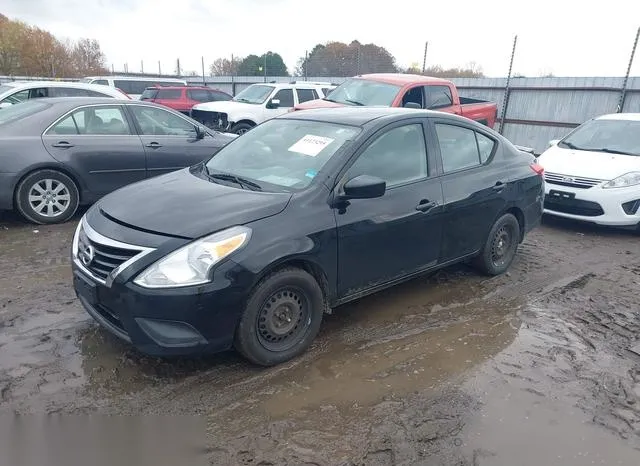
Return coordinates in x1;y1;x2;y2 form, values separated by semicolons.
3;0;639;77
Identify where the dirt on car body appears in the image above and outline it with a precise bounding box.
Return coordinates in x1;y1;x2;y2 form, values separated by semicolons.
1;211;639;465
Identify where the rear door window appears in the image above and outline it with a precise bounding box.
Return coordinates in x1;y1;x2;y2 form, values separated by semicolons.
435;123;494;172
49;106;132;135
187;89;212;102
296;88;317;103
155;89;182;100
49;87;89;97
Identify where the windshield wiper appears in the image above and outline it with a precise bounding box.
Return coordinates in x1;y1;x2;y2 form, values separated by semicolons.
559;141;583;150
207;172;262;191
593;147;637;156
233;98;252;103
323;97;340;103
344;99;365;106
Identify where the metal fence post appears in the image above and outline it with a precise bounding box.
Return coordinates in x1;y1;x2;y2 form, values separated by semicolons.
422;42;428;74
617;27;639;113
499;35;518;135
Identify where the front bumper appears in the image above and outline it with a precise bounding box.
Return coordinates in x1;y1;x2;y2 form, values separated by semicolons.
71;216;249;357
543;182;640;227
190;109;232;132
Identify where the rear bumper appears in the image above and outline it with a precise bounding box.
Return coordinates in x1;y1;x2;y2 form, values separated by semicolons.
0;172;16;210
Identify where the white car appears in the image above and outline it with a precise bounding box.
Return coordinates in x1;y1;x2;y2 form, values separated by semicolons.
81;76;187;100
190;82;334;135
0;81;129;108
537;113;640;229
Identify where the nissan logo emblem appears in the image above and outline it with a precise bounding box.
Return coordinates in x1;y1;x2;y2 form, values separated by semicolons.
79;242;95;266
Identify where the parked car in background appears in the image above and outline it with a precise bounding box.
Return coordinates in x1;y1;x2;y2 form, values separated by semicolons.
190;82;334;134
81;76;187;99
0;81;129;108
0;97;236;225
292;74;498;128
140;86;232;115
537;113;640;230
289;81;337;98
71;107;543;366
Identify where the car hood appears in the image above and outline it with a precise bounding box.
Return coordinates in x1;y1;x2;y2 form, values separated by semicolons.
96;168;292;239
537;145;640;180
294;98;346;111
192;100;259;113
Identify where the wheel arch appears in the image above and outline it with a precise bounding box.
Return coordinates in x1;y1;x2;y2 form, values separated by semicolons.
249;256;333;315
13;163;86;206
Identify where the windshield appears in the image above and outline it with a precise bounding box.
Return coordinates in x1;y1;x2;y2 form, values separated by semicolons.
204;119;360;191
0;100;51;126
232;85;274;104
559;118;640;156
325;78;401;106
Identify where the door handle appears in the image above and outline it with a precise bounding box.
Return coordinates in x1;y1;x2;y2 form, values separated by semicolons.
145;142;162;148
52;141;74;148
492;181;506;191
416;199;438;212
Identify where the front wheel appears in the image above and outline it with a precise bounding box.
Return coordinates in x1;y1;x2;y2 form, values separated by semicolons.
230;122;254;135
234;267;324;366
474;213;520;276
15;169;80;225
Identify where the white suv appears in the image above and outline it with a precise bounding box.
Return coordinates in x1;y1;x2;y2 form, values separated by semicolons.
190;82;335;135
0;81;130;108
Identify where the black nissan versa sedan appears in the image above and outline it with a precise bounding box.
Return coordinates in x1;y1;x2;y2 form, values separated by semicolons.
71;107;544;366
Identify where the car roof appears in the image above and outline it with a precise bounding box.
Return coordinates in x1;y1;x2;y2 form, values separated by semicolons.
280;106;451;126
3;81;108;89
355;73;452;86
16;96;167;111
596;113;640;121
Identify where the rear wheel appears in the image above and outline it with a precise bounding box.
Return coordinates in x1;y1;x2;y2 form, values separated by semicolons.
474;213;520;275
234;267;324;366
15;169;79;225
230;122;254;135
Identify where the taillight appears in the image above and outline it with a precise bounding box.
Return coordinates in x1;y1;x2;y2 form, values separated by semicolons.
530;162;544;176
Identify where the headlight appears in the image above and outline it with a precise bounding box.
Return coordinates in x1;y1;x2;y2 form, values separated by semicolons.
603;172;640;189
134;226;250;288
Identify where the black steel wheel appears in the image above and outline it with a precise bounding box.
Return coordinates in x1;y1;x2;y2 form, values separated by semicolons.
474;213;520;276
235;267;324;366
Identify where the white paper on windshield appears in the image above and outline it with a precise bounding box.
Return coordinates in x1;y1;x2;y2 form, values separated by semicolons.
288;135;334;157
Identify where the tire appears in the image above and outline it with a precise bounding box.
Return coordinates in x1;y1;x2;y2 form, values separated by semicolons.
234;267;324;366
473;213;520;276
15;169;80;225
230;122;254;135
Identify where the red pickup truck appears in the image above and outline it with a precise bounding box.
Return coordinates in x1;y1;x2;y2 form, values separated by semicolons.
293;73;498;128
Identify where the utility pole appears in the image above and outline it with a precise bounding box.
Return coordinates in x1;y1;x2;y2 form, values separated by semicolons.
176;58;181;77
618;26;639;112
499;35;518;135
422;41;428;73
158;60;161;75
304;50;308;81
141;60;144;73
263;53;267;82
201;56;206;85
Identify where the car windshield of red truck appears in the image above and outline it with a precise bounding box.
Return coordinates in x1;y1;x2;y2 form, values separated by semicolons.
324;79;401;107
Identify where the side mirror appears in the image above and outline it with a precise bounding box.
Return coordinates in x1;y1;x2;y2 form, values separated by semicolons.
267;98;280;109
341;175;386;200
194;125;206;139
548;139;560;147
0;102;13;109
403;102;422;109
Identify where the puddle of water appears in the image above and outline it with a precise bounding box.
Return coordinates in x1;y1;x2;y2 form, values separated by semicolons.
458;305;640;466
222;301;522;419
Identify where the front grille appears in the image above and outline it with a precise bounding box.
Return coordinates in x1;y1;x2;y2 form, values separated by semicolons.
544;198;604;217
191;109;228;130
544;172;604;189
77;227;142;281
622;199;640;215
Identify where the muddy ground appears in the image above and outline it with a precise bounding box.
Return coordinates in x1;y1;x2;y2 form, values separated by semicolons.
1;209;639;465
